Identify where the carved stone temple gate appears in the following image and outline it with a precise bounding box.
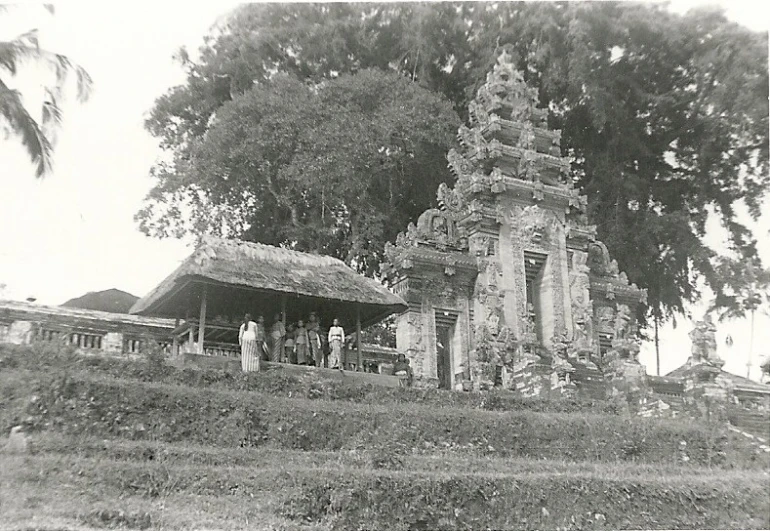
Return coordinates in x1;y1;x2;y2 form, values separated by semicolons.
382;52;647;392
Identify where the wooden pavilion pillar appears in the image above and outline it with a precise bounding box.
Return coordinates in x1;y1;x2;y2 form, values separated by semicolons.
198;286;207;354
172;316;180;356
356;304;362;372
281;294;287;322
185;308;194;352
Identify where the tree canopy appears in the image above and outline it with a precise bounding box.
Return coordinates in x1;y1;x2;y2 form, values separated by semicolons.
138;70;460;274
141;2;769;326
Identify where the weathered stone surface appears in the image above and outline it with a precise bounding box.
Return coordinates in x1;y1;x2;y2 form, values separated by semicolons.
102;331;124;354
6;320;32;345
5;426;28;454
383;50;646;397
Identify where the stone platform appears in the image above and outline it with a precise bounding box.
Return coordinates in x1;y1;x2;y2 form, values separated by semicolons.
180;352;405;388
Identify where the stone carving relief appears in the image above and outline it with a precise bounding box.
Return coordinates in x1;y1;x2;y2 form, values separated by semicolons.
569;250;593;354
588;241;620;278
614;304;633;340
469;234;492;259
475;50;543;126
436;182;464;214
458;125;503;162
391;208;468;252
447;148;474;180
609;303;640;363
516;205;558;247
596;306;615;335
490;167;506;194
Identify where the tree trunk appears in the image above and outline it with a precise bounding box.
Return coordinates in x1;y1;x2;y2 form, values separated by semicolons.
654;314;660;376
747;309;755;379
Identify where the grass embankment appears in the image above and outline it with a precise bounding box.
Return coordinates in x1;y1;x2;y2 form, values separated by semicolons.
1;343;769;530
0;368;738;465
0;343;625;414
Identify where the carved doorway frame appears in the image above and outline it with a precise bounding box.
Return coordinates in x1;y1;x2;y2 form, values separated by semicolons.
435;310;458;390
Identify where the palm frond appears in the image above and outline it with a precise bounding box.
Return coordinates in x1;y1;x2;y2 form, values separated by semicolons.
0;78;55;178
41;87;63;142
0;30;92;102
0;31;41;74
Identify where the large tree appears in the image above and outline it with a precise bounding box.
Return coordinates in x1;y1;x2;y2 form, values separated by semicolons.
0;6;92;177
142;2;769;325
138;70;459;274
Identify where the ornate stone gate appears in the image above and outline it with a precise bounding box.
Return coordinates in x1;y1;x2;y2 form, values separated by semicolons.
382;51;647;392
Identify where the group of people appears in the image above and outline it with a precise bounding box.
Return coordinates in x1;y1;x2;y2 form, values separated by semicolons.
238;312;346;373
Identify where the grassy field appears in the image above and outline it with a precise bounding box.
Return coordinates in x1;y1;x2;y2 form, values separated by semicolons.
1;343;769;530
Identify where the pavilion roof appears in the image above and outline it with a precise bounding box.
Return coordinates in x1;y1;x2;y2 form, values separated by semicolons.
129;237;407;327
666;364;770;394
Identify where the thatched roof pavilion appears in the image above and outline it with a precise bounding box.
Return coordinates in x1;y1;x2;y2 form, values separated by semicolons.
130;237;406;359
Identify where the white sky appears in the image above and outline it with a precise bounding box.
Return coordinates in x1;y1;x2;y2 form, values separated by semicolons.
0;1;768;380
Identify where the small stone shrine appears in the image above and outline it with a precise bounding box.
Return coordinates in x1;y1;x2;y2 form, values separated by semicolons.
680;313;731;401
382;51;647;392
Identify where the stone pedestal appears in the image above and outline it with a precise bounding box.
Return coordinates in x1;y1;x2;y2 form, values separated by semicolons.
102;332;124;354
680;362;733;421
7;321;32;345
511;362;552;397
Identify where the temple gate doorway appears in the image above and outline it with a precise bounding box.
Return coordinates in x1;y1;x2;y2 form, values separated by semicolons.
435;312;457;390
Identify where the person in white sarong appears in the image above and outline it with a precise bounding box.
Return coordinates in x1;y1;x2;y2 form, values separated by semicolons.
327;318;345;370
239;314;260;372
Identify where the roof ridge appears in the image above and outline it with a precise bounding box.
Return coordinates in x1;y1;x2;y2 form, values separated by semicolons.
202;236;346;267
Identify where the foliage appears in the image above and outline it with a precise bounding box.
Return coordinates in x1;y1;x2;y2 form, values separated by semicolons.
761;357;770;378
7;439;768;531
20;370;727;465
285;468;770;531
139;69;459;274
143;2;769;323
0;343;623;415
0;6;92;177
359;315;396;347
712;259;770;321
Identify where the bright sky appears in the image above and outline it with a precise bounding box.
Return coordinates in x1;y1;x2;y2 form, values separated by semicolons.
0;1;768;380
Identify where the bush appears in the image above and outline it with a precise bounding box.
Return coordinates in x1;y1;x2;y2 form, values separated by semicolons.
18;371;732;466
284;469;770;531
0;344;624;415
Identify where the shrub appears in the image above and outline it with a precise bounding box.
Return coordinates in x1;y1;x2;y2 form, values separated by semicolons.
19;371;734;466
0;343;627;415
284;470;770;531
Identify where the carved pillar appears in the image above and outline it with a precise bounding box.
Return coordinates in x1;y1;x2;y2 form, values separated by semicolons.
499;210;525;340
549;221;570;344
396;308;425;378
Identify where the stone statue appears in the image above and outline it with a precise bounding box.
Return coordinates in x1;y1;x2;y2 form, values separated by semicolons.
689;313;722;367
614;304;632;340
431;214;448;239
487;310;500;336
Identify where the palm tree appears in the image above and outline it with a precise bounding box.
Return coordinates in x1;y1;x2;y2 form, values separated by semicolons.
712;260;770;379
0;6;92;177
